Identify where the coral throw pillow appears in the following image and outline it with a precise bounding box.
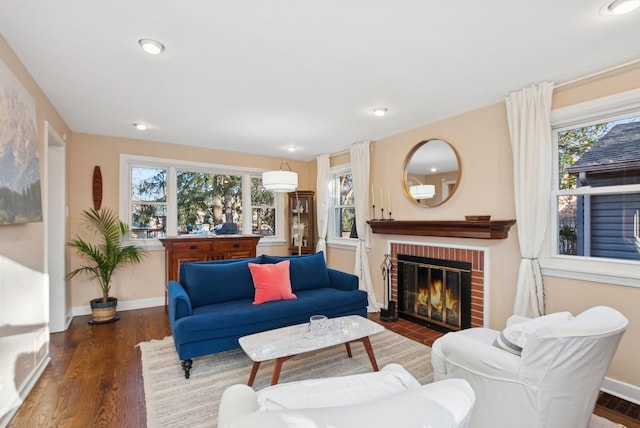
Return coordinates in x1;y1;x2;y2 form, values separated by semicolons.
248;260;297;305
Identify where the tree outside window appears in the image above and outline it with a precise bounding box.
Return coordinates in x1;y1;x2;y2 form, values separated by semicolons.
176;171;242;232
130;166;167;239
251;177;276;236
334;172;357;239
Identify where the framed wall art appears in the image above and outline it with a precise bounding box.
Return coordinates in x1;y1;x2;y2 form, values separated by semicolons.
0;58;42;225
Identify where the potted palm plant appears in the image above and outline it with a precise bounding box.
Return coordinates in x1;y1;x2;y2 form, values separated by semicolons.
67;207;146;323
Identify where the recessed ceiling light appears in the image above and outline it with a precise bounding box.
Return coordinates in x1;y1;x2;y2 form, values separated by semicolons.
373;107;388;117
138;39;165;55
287;146;296;152
134;123;149;131
605;0;640;14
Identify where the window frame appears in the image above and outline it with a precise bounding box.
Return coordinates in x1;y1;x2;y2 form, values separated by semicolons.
327;164;358;249
119;154;285;249
541;88;640;287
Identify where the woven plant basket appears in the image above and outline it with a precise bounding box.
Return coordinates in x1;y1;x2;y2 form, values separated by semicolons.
90;297;118;323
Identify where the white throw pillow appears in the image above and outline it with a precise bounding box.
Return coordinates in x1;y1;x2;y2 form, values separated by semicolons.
256;363;420;411
494;311;573;355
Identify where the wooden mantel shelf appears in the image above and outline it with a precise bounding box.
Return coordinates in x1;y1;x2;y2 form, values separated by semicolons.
367;220;516;239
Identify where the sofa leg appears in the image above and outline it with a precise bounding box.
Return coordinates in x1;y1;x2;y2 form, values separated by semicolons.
181;359;193;379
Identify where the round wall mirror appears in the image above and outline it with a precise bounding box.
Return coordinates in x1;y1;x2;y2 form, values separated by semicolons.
402;139;461;207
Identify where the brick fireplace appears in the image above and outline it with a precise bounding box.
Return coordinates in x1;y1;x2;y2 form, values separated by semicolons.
389;241;487;329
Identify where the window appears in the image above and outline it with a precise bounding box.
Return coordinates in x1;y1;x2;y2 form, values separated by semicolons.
543;88;640;287
329;166;357;243
176;171;243;232
120;155;283;247
130;166;167;239
251;177;276;236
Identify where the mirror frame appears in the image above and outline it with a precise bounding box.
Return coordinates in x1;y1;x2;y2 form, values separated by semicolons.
402;139;462;208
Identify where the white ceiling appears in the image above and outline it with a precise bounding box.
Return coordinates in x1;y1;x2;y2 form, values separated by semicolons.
1;0;639;161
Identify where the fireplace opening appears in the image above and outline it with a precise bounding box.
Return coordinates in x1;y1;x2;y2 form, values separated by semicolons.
397;254;471;333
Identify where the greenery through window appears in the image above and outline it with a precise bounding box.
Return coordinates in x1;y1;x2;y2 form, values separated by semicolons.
176;171;242;232
130;167;167;239
122;156;280;243
251;177;276;236
333;171;357;239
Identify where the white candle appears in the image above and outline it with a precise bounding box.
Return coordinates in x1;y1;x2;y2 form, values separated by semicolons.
388;191;392;213
371;184;375;205
380;187;384;210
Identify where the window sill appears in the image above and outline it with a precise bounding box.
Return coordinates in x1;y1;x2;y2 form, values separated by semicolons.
327;240;358;251
257;239;286;247
541;257;640;288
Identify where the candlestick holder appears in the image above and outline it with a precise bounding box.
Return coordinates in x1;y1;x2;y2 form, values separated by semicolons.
381;208;384;220
372;204;376;220
388;211;393;221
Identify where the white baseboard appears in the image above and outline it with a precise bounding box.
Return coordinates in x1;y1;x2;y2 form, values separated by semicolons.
0;355;51;428
72;297;165;316
602;376;640;405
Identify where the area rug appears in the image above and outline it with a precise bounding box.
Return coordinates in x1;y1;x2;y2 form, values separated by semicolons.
139;329;432;427
139;330;626;428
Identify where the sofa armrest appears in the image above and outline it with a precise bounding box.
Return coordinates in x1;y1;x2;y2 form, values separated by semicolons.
327;268;358;291
168;280;193;327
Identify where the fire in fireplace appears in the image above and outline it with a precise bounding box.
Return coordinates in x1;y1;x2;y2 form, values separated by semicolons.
397;254;471;332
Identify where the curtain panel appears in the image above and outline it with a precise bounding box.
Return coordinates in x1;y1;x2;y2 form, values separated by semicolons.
315;154;330;257
350;141;380;311
506;81;554;317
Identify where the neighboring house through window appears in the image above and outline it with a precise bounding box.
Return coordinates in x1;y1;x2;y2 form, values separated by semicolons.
543;88;640;287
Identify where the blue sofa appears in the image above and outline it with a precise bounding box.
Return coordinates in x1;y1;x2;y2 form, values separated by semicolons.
168;252;368;378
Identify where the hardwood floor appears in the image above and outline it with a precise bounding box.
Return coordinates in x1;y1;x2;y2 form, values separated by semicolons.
8;307;171;427
8;308;640;427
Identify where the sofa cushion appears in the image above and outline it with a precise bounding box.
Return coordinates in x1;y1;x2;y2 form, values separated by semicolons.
261;252;330;291
249;260;297;305
180;258;260;307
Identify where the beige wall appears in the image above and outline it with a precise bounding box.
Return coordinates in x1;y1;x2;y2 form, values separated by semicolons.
67;133;313;307
0;35;71;424
0;36;70;272
359;63;640;392
368;102;520;329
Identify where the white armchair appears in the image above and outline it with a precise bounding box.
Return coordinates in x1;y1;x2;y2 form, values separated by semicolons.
431;306;628;428
218;363;476;428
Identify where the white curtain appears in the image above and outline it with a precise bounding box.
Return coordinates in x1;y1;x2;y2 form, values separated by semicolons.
315;154;330;258
350;141;380;312
506;82;554;317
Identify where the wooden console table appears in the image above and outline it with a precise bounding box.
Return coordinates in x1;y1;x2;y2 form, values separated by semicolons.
159;235;261;308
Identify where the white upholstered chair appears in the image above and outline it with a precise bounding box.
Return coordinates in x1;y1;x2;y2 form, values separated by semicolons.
431;306;628;428
218;363;476;428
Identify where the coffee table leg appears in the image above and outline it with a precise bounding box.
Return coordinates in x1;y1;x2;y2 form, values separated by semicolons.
362;336;379;371
346;337;379;371
248;361;261;386
271;355;294;385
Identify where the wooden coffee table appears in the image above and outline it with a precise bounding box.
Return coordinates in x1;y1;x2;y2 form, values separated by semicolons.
238;315;385;386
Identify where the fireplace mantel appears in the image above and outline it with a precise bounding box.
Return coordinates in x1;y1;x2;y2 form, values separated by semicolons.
367;220;516;239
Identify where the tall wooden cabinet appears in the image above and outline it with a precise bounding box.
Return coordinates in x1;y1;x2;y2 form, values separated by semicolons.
287;190;315;255
159;235;261;307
